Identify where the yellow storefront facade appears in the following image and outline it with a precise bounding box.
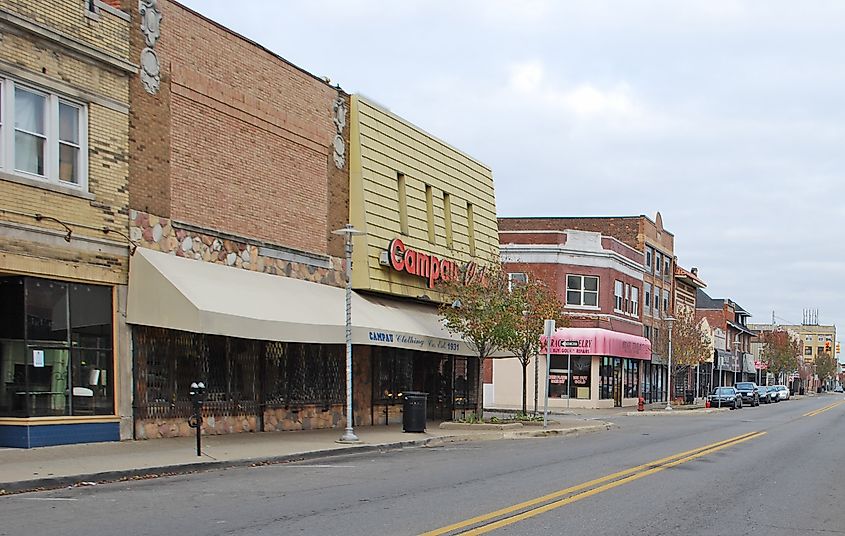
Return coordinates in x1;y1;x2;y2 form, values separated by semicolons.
347;95;499;423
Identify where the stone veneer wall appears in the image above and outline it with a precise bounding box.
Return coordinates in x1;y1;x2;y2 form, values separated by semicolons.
130;208;353;439
135;405;345;440
129;210;344;286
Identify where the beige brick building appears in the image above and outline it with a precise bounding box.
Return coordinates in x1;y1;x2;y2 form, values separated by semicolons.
0;0;134;447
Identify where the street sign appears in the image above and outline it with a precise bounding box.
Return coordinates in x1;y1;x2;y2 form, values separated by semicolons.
562;340;579;348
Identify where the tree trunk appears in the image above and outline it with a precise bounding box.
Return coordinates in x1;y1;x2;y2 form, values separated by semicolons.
476;356;484;418
533;354;539;416
521;359;528;415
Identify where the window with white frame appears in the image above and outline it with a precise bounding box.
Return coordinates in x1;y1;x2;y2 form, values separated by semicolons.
625;283;631;313
662;288;670;313
643;283;651;315
614;280;624;311
804;346;813;356
645;247;653;272
566;275;598;307
507;272;527;292
1;78;86;188
655;252;662;276
664;256;671;277
805;335;813;342
630;287;639;316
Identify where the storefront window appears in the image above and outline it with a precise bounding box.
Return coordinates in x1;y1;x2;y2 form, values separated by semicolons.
624;359;640;398
0;276;114;417
599;357;616;400
548;355;590;399
373;348;413;403
134;327;344;420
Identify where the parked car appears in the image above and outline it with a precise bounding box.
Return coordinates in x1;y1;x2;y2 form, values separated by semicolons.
772;385;790;401
735;382;760;406
757;385;773;404
710;387;742;409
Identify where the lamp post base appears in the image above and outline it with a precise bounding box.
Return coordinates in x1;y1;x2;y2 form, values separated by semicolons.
337;428;360;443
664;404;673;411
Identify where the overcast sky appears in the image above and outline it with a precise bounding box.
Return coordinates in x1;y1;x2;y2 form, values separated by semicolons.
181;0;845;348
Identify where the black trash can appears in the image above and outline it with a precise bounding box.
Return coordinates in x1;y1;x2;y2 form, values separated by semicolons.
685;390;695;404
403;392;428;432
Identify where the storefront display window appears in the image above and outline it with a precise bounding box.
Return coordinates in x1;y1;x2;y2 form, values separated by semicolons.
0;276;114;417
624;359;640;398
134;327;344;419
548;355;590;399
600;357;620;400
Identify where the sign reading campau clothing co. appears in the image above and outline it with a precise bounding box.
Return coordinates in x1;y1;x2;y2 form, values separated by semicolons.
368;330;462;353
385;238;483;289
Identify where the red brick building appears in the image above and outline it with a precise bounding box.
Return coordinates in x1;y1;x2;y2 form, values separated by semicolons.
496;215;675;405
489;221;651;409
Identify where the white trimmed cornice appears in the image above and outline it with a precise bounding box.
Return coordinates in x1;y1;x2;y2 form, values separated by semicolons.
501;243;645;281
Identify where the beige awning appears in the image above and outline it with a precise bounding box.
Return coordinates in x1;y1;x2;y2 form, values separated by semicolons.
127;248;474;355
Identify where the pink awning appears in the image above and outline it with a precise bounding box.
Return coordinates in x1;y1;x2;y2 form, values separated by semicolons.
541;327;652;360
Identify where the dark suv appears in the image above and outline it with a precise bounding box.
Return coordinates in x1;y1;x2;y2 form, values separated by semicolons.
735;382;760;407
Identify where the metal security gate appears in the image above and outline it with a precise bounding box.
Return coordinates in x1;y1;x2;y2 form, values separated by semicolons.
133;326;343;429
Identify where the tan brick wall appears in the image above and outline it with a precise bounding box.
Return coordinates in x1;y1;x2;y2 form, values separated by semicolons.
128;0;339;256
0;0;131;282
0;0;130;62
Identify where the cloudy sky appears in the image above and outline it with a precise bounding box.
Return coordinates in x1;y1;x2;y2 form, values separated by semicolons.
181;0;845;345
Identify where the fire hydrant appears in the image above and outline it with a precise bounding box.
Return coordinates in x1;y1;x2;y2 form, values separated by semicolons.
637;397;644;412
705;399;711;409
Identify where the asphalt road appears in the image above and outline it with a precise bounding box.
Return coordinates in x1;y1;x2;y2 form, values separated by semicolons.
2;395;844;536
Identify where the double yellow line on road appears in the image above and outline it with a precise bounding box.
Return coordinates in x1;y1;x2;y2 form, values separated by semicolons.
804;401;845;417
420;431;765;536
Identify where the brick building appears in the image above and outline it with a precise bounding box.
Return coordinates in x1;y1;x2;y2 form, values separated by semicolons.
123;0;352;440
123;1;497;439
0;0;134;447
491;221;651;409
498;214;676;404
673;265;709;398
696;289;757;388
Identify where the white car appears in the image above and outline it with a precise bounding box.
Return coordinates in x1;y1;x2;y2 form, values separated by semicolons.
772;385;790;401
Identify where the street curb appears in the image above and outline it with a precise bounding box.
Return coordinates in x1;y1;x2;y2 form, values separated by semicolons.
624;408;729;416
0;437;436;496
504;423;613;438
0;424;613;496
439;422;525;430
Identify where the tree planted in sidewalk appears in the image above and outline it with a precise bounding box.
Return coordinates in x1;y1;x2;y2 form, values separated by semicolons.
815;351;836;385
438;260;519;417
655;309;710;399
760;329;802;379
502;275;565;415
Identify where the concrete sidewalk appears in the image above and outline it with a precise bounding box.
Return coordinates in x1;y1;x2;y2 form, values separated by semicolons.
0;418;608;495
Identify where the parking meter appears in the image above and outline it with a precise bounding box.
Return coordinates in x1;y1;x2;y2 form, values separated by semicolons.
188;381;206;457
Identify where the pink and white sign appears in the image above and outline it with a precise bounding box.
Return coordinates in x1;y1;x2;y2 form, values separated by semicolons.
540;327;652;361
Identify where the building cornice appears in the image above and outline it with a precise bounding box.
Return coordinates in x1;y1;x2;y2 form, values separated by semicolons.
0;8;137;74
501;243;646;280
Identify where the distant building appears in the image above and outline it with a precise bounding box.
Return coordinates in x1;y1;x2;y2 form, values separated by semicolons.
750;321;836;391
696;290;758;388
673;265;708;398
